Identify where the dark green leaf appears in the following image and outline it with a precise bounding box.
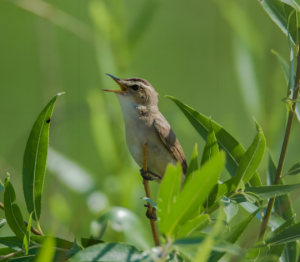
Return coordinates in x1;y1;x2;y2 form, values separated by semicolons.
166;96;262;187
234;120;266;189
285;162;300;176
0;236;23;251
4;175;27;240
23;212;32;255
23;93;64;224
10;256;35;262
266;222;300;245
221;196;238;222
244;183;300;199
271;49;290;85
67;238;82;257
0;247;17;255
69;243;144;262
184;143;199;186
176;214;210;238
231;192;261;204
267;216;295;241
31;235;73;249
263;244;285;262
157;163;182;235
165;152;225;237
81;238;104;248
281;0;300;13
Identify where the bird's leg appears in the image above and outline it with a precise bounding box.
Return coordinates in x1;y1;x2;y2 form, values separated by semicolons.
139;168;160;181
144;205;157;221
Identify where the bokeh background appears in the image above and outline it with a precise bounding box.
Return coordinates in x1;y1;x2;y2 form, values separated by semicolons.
0;0;299;249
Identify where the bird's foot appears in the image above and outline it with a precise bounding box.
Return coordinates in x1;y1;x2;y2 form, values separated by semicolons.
139;168;159;181
144;205;157;221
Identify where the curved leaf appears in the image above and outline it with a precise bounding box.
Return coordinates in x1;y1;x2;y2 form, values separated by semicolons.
166;96;262;187
4;175;27;240
184;143;199;186
23;93;64;224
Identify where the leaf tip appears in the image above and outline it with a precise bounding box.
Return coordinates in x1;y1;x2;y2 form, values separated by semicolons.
57;92;66;96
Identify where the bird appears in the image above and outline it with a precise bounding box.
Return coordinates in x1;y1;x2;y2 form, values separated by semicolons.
103;74;187;183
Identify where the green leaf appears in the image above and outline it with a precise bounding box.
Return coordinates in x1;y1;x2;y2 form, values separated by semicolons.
266;222;300;245
0;219;6;229
23;212;33;255
221;196;238;222
0;179;4;192
281;0;300;13
166;96;262;187
31;235;73;250
81;238;104;248
201;120;219;208
259;0;297;44
69;243;143;262
23;93;64;224
11;256;35;262
244;183;300;199
271;49;290;85
0;247;18;256
285;162;300;176
142;197;157;209
263;244;286;262
164;152;225;237
234;120;266;190
67;238;82;257
157;163;182;235
0;236;23;251
35;237;56;262
176;214;210;238
184;143;199;186
4;175;27;240
231;192;261;203
208;208;259;262
267;216;295;241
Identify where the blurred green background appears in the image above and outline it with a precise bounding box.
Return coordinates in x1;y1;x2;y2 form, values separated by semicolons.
0;0;300;249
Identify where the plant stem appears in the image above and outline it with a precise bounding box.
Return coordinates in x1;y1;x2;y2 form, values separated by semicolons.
259;45;300;240
142;142;160;246
0;201;43;236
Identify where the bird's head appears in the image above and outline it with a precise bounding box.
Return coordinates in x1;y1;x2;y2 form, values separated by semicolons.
103;74;158;106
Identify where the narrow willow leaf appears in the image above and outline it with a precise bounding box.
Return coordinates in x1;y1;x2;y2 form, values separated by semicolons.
285;162;300;176
271;49;290;85
263;244;286;262
166;96;262;187
165;152;225;237
281;0;300;13
23;93;64;224
23;212;32;255
0;180;4;192
0;236;23;251
184;143;199;186
81;238;104;248
31;235;73;250
244;183;300;199
176;214;210;238
201;120;219;208
67;238;83;257
288;11;295;97
35;237;56;262
267;216;295;241
266;222;300;245
0;219;6;229
157;163;182;235
11;255;35;262
234;120;266;190
4;175;27;240
231;192;261;204
208;208;259;262
0;247;18;256
216;177;235;201
221;196;238;223
259;0;297;44
69;243;143;262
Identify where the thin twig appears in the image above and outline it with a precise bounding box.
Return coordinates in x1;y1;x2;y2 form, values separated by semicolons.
142;142;160;246
259;45;300;240
0;201;43;236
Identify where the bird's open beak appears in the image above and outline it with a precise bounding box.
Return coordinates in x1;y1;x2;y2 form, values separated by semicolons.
103;74;128;93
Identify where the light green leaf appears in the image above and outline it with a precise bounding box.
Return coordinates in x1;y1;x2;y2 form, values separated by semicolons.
166;96;262;187
35;237;56;262
69;243;143;262
231;192;261;204
0;179;4;192
176;214;210;238
0;219;6;229
184;143;199;186
23;93;64;226
244;183;300;199
266;222;300;245
23;212;33;255
165;152;225;237
285;162;300;176
271;49;290;85
4;175;27;240
281;0;300;13
208;208;259;262
263;244;286;262
221;196;238;223
157;163;182;235
234;120;266;190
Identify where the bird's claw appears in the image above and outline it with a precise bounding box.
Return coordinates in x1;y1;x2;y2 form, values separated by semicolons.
139;168;158;181
145;207;157;221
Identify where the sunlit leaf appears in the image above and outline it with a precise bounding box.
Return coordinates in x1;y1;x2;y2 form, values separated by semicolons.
281;0;300;13
4;175;27;240
23;212;33;255
176;214;210;238
165;152;225;237
69;243;144;262
184;143;199;186
234;120;266;190
23;93;64;227
157;163;182;235
35;237;56;262
166;96;262;187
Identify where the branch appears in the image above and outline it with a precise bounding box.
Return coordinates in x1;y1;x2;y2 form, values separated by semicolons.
259;45;300;240
0;201;43;236
142;142;160;246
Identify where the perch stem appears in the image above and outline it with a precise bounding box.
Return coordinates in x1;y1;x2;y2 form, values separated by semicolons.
142;142;160;246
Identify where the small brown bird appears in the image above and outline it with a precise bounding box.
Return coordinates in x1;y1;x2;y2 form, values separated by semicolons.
103;74;187;183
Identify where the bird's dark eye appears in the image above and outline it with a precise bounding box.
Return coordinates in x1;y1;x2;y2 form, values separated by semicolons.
131;84;139;91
